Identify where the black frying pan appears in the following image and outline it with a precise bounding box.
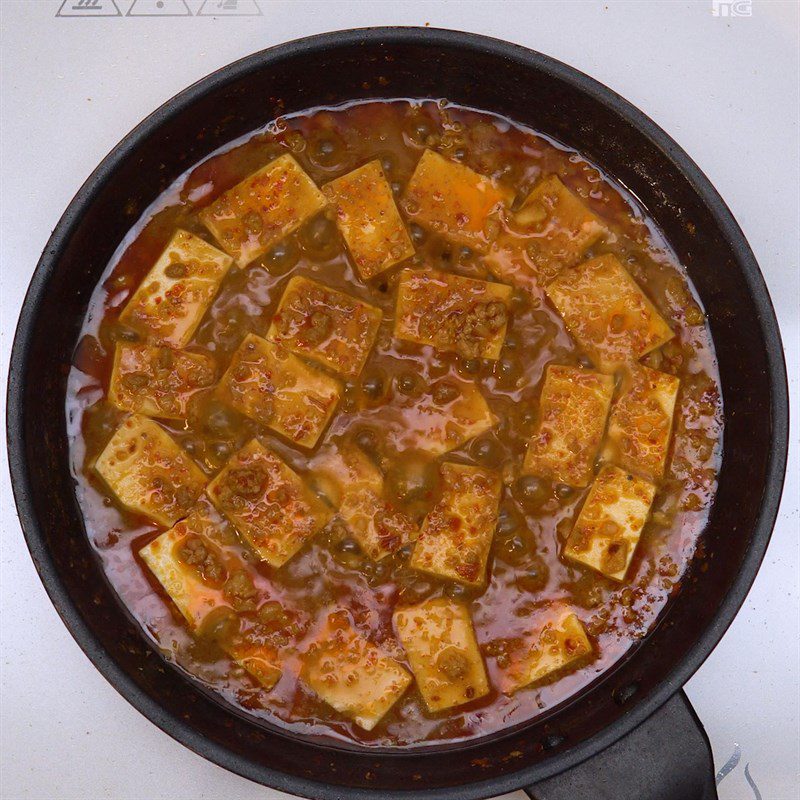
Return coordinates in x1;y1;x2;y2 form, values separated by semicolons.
6;28;789;800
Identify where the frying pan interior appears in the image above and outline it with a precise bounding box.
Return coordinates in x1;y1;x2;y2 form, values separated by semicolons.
7;28;787;798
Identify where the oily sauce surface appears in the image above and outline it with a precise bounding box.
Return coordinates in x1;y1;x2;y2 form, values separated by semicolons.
66;100;722;747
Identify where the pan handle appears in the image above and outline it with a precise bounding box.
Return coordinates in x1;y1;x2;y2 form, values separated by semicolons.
524;690;718;800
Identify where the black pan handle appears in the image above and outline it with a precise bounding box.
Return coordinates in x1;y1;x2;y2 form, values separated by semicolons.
525;690;718;800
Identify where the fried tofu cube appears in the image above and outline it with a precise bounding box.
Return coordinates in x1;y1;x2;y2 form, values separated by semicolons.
140;511;283;691
410;463;501;586
394;268;512;360
603;365;681;481
563;464;656;581
312;444;417;561
216;334;341;449
513;175;606;283
545;254;674;372
386;377;498;456
139;506;235;628
118;229;233;348
394;598;489;712
523;365;615;488
312;441;384;504
207;438;332;567
108;343;216;419
95;414;206;527
301;615;411;731
323;160;415;280
266;275;382;378
227;640;283;691
502;610;592;693
403;149;507;252
199;154;327;266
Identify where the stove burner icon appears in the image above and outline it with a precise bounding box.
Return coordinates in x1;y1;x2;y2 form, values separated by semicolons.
56;0;121;16
126;0;192;15
197;0;262;14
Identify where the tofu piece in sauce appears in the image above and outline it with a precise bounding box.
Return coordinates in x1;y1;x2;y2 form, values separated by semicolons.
266;275;382;378
384;377;498;456
502;610;592;693
139;509;233;629
394;267;512;360
140;504;282;690
394;598;489;712
207;438;332;568
545;254;674;373
108;343;216;419
603;365;681;481
301;614;412;731
403;149;507;252
563;464;656;581
118;229;233;348
94;414;206;527
323;159;415;280
227;640;283;692
410;462;501;587
312;444;417;561
522;365;615;488
216;333;341;449
511;175;606;283
199;154;328;266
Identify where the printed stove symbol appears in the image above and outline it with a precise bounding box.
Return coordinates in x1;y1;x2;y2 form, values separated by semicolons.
56;0;263;17
197;0;262;14
56;0;122;15
716;744;763;800
127;0;191;14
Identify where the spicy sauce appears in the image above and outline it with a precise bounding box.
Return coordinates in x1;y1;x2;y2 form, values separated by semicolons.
66;100;722;747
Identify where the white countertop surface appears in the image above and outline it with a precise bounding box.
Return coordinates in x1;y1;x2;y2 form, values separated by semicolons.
1;2;798;799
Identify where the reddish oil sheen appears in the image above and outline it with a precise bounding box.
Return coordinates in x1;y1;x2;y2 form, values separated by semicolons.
65;100;723;747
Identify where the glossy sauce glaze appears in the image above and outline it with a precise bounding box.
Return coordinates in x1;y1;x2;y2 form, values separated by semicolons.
66;100;723;747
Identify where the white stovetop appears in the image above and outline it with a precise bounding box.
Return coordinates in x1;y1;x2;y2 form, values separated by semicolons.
1;2;797;799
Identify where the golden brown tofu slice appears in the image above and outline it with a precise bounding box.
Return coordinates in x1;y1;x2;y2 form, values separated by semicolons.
227;640;283;691
394;598;489;712
118;229;233;348
139;510;232;629
140;507;282;691
603;365;681;481
523;365;615;488
216;333;341;449
394;268;512;360
322;160;415;280
199;154;327;266
513;175;606;283
545;254;674;372
312;444;418;561
207;438;333;568
266;275;382;378
563;464;656;581
301;614;411;731
502;610;592;693
95;414;206;527
410;463;501;587
385;377;498;456
404;149;507;252
108;343;216;419
312;441;384;504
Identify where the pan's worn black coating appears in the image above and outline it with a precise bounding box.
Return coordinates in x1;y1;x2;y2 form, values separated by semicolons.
7;28;788;800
